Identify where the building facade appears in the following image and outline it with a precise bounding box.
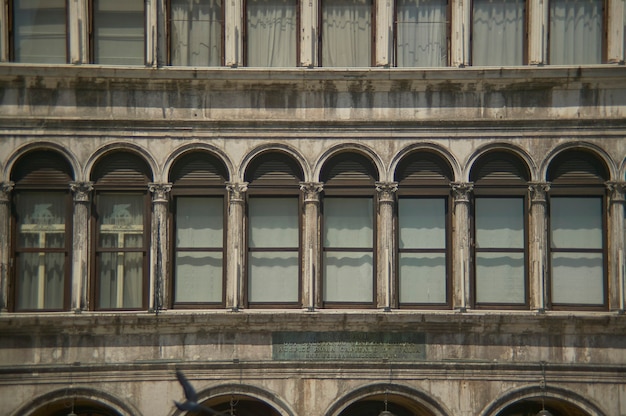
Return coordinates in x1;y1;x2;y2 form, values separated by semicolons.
1;0;626;415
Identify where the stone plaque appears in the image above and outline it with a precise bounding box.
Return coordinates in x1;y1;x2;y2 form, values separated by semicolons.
272;332;425;361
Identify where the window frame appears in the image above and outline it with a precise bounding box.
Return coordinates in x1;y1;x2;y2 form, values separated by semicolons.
167;0;225;67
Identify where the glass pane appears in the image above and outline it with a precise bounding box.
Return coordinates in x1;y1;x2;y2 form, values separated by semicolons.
248;251;299;302
175;251;223;303
323;252;373;302
171;0;222;66
550;197;602;249
549;0;602;65
476;198;524;249
98;252;143;309
249;197;299;248
16;252;64;310
399;252;446;303
475;252;525;304
396;0;447;67
247;0;297;67
322;0;371;67
176;197;223;248
324;198;373;248
472;0;525;66
16;192;66;248
93;0;144;65
98;193;144;248
399;198;446;249
13;0;66;63
551;252;604;304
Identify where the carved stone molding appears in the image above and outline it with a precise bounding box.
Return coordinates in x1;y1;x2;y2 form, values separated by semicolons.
528;182;551;203
375;182;398;204
70;181;94;203
0;182;14;203
300;182;324;204
450;182;474;203
226;182;248;204
606;181;626;204
148;183;172;204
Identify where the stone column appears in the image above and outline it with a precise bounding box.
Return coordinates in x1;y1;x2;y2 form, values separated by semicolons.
0;182;14;312
145;0;159;66
528;182;550;312
155;0;168;67
606;182;626;312
451;0;470;67
149;183;171;313
300;182;323;310
70;182;93;312
376;182;398;310
226;182;247;310
375;0;393;67
300;0;318;67
225;0;243;67
527;0;547;65
607;0;625;64
0;1;8;62
68;0;89;64
451;182;473;310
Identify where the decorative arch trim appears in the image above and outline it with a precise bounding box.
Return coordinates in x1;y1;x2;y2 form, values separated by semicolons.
164;143;233;184
540;142;617;182
84;142;158;185
313;144;383;183
465;143;538;183
390;143;461;183
239;144;310;184
4;142;81;183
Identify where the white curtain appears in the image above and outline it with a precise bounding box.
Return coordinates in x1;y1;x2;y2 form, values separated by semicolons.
396;0;447;67
97;193;144;309
549;0;602;65
472;0;525;66
13;0;66;63
175;197;223;303
398;198;447;303
248;197;299;302
93;0;145;65
15;192;66;310
247;0;297;67
322;0;372;67
171;0;222;66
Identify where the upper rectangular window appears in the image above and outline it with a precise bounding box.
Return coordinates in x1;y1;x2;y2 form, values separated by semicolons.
321;0;372;67
549;0;604;65
246;0;297;67
11;0;67;63
472;0;525;66
91;0;145;65
395;0;448;67
170;0;223;66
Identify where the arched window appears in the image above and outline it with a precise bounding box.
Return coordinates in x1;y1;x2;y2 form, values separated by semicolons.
547;149;608;309
10;150;74;311
320;152;378;307
169;151;228;308
244;152;304;307
395;151;453;308
91;151;152;310
470;151;530;308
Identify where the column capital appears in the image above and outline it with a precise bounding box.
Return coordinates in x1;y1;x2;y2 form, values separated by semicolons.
226;182;248;204
450;182;474;203
606;181;626;203
300;182;323;203
375;182;398;203
528;182;551;203
70;181;94;203
0;182;14;203
148;183;172;203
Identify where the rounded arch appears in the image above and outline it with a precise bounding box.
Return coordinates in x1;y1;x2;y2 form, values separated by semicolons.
465;143;537;183
164;143;233;184
324;383;450;416
314;144;383;183
9;387;142;416
85;142;158;184
4;141;80;183
239;144;311;183
479;385;606;416
172;383;296;416
391;143;461;183
540;142;616;182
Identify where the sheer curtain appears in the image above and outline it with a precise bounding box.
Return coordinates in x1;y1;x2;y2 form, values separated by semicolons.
171;0;222;66
322;0;372;67
549;0;602;65
93;0;145;65
247;0;297;67
16;192;66;310
398;198;447;304
175;197;223;303
13;0;66;63
248;198;299;303
396;0;448;67
98;193;144;309
472;0;525;66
